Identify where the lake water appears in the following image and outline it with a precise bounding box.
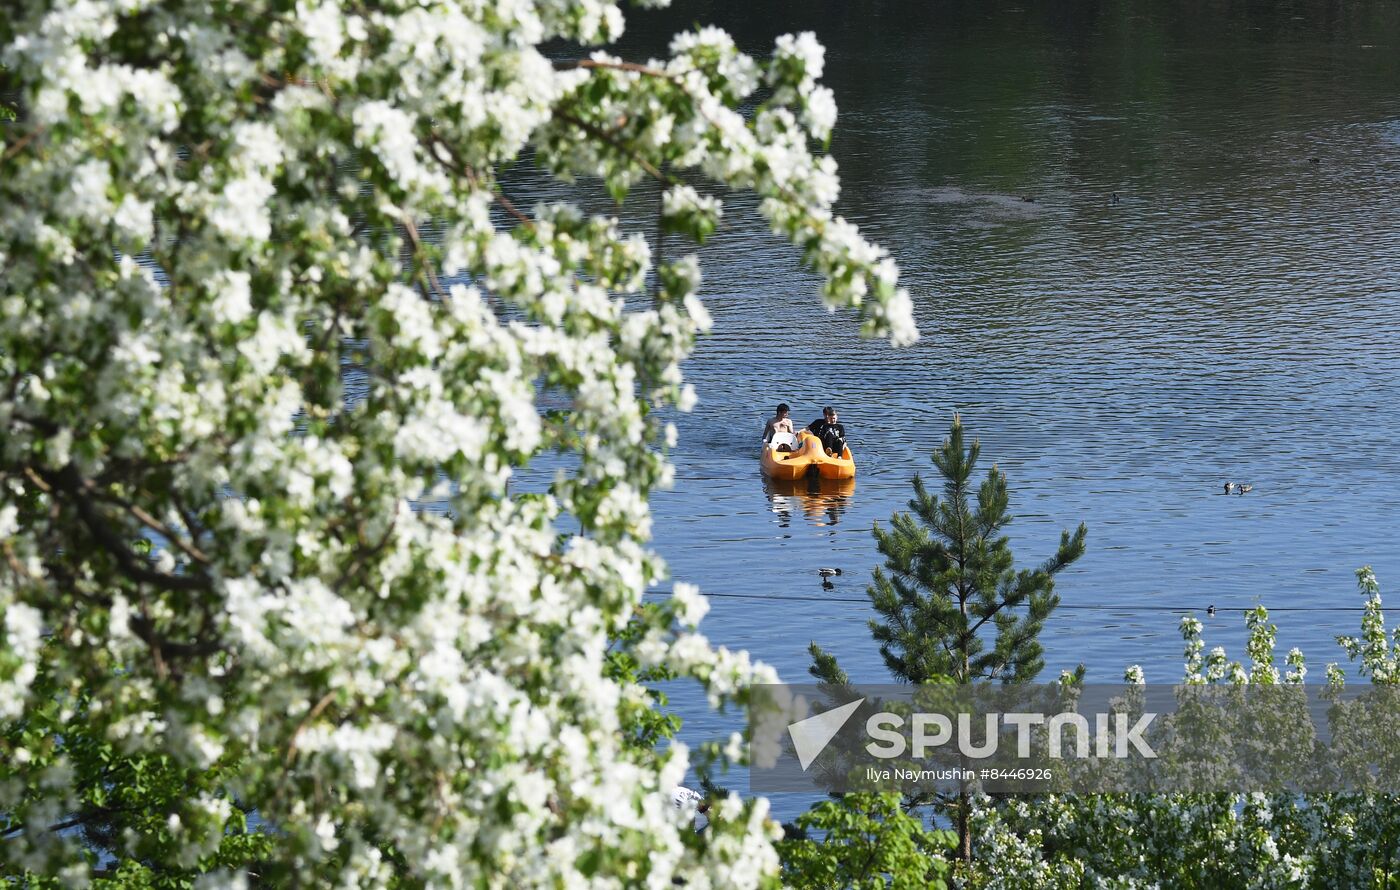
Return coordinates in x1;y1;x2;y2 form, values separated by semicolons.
514;1;1400;810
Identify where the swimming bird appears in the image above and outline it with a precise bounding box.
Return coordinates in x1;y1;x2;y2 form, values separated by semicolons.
1237;483;1253;494
1020;195;1037;203
1308;157;1321;166
1109;192;1121;205
1207;604;1216;617
818;568;842;579
1223;481;1235;494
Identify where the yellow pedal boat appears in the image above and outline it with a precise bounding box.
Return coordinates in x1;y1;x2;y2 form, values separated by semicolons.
761;430;856;481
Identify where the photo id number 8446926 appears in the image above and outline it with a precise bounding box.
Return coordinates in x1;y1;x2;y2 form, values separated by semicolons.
979;767;1053;782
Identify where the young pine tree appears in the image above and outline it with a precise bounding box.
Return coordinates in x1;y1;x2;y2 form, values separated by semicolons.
809;414;1087;862
813;414;1086;687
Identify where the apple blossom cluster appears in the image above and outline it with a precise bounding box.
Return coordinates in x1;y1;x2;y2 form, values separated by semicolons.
1336;564;1399;684
0;0;917;884
532;28;920;345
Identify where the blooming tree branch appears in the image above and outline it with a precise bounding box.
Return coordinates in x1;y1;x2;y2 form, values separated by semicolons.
0;0;918;884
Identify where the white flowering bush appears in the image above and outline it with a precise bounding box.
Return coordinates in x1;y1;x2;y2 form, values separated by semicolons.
0;0;919;884
966;569;1400;889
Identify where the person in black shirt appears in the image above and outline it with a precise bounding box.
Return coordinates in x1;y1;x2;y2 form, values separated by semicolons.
807;406;848;456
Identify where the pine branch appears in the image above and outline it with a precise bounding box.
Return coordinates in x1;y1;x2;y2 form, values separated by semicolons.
808;642;850;688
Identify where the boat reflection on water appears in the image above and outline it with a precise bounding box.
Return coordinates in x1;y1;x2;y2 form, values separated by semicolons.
762;474;856;528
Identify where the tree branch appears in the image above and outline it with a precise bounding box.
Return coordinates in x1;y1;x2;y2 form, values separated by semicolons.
0;804;135;840
398;212;450;304
553;110;672;185
1;125;44;162
426;133;534;231
285;690;337;765
40;466;209;593
557;59;675;80
2;540;31;580
109;492;209;565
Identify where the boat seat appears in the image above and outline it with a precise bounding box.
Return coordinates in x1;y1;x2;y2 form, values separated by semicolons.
768;431;797;450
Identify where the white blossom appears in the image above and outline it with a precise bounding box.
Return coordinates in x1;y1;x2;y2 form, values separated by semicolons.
0;0;921;882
